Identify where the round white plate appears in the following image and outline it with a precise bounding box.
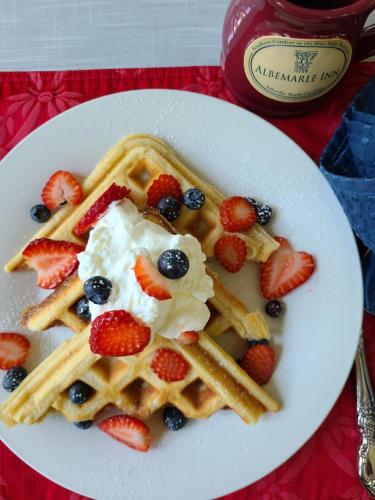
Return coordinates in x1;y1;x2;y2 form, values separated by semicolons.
0;90;363;500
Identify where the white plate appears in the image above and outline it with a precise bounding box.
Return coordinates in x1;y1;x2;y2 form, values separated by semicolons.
0;90;363;500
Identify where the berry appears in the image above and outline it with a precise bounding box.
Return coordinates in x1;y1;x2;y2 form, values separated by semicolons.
247;338;269;348
265;300;283;318
75;298;91;321
74;420;93;429
157;250;189;280
157;196;181;222
2;366;27;392
83;276;112;305
256;204;273;226
23;238;84;289
176;331;199;345
30;204;51;223
41;170;83;210
0;333;30;370
214;235;247;273
90;310;151;356
183;188;205;210
74;183;130;236
220;196;257;232
240;342;276;385
133;254;171;300
247;198;273;226
260;237;315;299
163;406;187;431
151;348;189;382
68;381;92;404
147;174;183;208
99;415;151;452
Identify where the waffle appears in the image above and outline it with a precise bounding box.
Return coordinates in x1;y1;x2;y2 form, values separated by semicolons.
4;134;278;273
21;209;270;341
0;135;281;428
0;324;280;427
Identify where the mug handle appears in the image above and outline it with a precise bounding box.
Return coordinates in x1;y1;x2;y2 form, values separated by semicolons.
355;24;375;61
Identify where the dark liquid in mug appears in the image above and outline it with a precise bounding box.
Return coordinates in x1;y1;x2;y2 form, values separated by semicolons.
288;0;356;8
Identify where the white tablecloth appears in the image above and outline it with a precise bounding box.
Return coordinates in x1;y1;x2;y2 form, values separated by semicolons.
0;0;374;71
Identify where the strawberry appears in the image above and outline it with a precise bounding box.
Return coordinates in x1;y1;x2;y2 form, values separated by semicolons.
176;331;199;345
41;170;83;210
22;238;84;289
90;310;151;356
260;237;315;299
151;348;189;382
147;174;183;208
240;341;276;386
214;234;247;273
74;183;130;236
133;254;171;300
0;333;30;370
99;415;151;452
220;196;257;232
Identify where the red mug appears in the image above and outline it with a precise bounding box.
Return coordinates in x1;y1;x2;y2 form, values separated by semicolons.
221;0;375;116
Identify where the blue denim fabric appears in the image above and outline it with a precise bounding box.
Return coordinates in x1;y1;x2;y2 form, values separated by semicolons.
320;76;375;314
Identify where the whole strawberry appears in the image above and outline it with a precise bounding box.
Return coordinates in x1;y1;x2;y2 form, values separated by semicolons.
240;340;276;386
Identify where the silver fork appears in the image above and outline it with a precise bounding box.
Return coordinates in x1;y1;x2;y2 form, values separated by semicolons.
356;332;375;496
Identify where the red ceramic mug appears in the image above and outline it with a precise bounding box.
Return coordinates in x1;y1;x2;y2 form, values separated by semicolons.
221;0;375;116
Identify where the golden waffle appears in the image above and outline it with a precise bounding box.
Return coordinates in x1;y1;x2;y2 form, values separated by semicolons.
0;325;279;427
4;134;278;273
0;136;280;428
21;208;270;340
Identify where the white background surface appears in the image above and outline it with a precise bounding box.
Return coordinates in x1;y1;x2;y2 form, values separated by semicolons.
0;90;363;499
0;0;374;71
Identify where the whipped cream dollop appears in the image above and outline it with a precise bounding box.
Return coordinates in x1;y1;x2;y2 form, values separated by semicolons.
77;199;214;339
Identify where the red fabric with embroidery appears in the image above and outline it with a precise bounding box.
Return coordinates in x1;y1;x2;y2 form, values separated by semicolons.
0;64;374;500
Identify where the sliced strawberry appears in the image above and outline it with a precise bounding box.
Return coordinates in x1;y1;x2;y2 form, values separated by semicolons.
90;310;151;356
133;254;171;300
176;331;199;345
99;415;151;452
260;237;315;299
0;333;30;370
22;238;84;289
240;341;276;386
74;183;130;236
214;234;247;273
151;348;189;382
147;174;183;208
220;196;257;232
41;170;83;210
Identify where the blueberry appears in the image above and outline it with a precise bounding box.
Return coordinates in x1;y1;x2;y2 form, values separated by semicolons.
157;196;181;222
247;338;269;348
2;366;27;392
74;420;93;429
265;300;283;318
68;381;92;404
75;298;91;321
256;204;273;226
30;204;51;223
163;406;187;431
157;249;189;280
246;198;273;225
83;276;112;305
183;188;205;210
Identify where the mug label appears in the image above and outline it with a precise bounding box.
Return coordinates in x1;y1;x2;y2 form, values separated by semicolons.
243;36;352;103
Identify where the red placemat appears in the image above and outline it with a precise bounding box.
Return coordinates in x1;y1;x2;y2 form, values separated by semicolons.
0;64;374;500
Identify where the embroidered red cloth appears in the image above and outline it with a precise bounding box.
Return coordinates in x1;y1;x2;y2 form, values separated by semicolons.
0;64;374;500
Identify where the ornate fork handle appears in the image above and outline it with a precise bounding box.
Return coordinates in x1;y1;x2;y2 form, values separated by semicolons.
356;334;375;497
